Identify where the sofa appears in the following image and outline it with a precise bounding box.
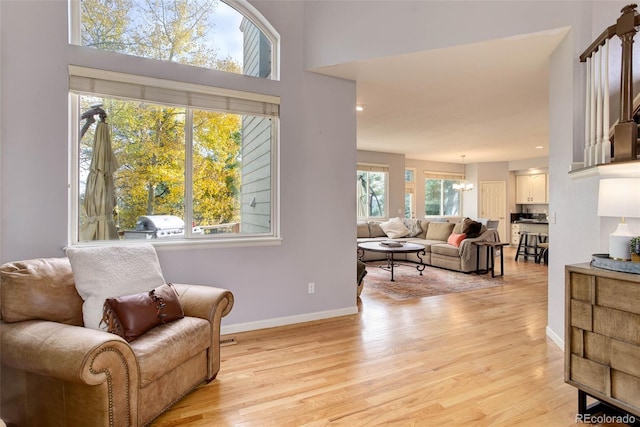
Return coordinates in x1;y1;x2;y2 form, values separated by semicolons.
0;246;234;426
357;217;500;273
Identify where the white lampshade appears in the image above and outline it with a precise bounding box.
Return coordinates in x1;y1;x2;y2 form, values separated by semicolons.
597;179;640;218
597;178;640;260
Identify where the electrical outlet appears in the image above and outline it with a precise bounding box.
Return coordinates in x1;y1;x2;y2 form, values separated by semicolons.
308;282;315;294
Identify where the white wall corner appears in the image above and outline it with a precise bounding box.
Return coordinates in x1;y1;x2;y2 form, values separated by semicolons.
546;325;564;351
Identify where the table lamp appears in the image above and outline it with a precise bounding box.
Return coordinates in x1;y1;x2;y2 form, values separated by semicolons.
597;178;640;260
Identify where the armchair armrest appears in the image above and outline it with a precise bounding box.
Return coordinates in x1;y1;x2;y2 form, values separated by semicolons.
1;320;138;426
172;284;234;380
172;283;234;320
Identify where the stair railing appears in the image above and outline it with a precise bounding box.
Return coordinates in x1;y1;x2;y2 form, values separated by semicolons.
580;3;639;165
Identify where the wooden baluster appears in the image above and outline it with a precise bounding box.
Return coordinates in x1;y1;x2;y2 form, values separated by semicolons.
585;56;591;167
595;48;603;165
590;54;597;166
602;39;612;164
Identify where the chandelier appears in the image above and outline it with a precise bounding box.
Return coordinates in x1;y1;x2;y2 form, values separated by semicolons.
453;155;474;191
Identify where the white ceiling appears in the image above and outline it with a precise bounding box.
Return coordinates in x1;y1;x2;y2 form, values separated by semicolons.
311;27;570;164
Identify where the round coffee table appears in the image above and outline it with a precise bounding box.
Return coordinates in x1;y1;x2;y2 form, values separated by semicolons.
357;241;426;281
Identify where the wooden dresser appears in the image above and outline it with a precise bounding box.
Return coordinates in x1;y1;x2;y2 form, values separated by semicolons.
565;263;640;418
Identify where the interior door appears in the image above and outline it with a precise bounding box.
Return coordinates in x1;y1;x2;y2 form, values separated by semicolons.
480;181;507;242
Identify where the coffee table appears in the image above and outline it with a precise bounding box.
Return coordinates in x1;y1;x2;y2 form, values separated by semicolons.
357;241;426;281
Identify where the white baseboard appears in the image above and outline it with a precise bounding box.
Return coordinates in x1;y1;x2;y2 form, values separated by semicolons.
546;325;564;350
221;306;359;335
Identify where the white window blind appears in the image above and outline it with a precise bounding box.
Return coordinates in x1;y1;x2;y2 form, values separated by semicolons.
357;164;389;172
424;171;464;180
69;66;280;117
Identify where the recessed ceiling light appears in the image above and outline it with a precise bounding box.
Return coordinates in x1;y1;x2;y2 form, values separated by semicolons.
536;145;544;149
356;105;366;112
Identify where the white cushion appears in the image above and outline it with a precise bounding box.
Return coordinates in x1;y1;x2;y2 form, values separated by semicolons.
66;244;166;330
379;217;410;239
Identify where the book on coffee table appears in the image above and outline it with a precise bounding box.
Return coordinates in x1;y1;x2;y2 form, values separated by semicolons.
379;240;404;247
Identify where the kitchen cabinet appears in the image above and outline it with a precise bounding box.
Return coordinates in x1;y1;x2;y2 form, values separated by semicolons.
516;174;547;204
565;264;640;419
511;222;548;247
511;223;520;246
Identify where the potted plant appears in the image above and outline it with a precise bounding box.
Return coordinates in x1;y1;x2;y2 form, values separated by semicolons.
631;236;640;263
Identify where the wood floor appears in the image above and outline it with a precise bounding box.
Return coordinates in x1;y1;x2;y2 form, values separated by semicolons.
151;248;618;426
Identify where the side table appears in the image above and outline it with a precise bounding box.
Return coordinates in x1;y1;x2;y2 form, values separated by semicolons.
474;241;509;277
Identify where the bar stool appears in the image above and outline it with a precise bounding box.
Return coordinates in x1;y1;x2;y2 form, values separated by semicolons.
536;242;549;264
515;231;540;261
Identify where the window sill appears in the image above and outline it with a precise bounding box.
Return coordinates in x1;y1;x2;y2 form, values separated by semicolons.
69;236;283;251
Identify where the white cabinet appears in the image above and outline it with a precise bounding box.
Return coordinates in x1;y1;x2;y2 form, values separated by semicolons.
516;174;547;204
511;223;520;246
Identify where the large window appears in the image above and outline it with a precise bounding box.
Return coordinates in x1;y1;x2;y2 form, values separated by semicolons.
424;173;462;217
357;165;388;220
71;0;277;80
69;0;280;244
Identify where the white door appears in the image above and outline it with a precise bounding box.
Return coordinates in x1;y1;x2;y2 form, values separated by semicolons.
480;181;507;242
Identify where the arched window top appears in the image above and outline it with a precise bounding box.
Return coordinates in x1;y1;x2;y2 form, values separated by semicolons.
70;0;279;80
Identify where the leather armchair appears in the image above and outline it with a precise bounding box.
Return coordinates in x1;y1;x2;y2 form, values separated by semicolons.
0;257;233;426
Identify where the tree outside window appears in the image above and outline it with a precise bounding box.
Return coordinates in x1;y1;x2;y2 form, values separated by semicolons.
357;170;387;220
425;178;460;217
78;0;266;77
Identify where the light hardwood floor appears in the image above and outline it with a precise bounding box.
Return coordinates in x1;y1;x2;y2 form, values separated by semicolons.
151;248;620;426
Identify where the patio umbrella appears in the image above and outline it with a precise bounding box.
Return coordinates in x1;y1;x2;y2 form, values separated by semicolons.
80;121;119;241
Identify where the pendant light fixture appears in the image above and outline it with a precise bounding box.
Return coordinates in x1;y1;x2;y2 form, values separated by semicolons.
453;155;474;191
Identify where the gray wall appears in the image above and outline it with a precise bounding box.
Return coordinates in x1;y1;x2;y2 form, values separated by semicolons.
0;0;357;332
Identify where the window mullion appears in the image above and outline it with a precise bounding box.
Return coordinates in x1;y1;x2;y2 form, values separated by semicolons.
441;180;445;216
184;109;194;238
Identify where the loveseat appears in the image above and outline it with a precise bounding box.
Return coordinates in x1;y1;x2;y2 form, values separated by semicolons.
357;218;500;273
0;245;234;426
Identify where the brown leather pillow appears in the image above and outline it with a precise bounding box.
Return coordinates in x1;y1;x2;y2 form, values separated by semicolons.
101;283;184;342
461;218;483;238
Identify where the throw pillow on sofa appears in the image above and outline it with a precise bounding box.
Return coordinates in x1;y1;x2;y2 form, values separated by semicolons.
461;218;483;238
357;221;371;238
368;221;387;238
402;218;423;237
447;232;467;248
425;222;455;241
379;217;410;239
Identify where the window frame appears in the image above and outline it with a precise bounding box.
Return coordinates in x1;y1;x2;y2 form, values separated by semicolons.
67;0;280;81
424;171;463;218
69;81;280;248
357;164;389;221
404;168;416;218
